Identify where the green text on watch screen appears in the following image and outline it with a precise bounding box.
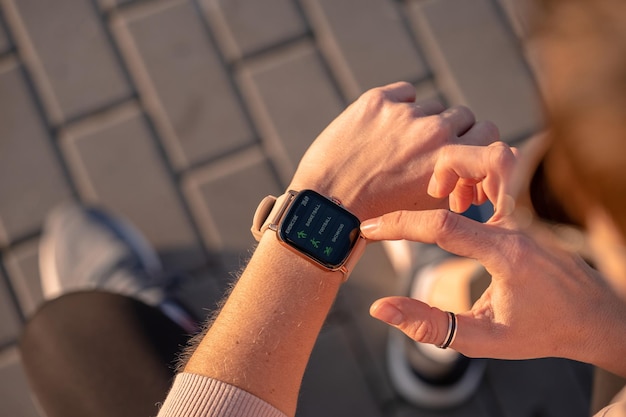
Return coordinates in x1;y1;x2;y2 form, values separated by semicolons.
279;190;360;268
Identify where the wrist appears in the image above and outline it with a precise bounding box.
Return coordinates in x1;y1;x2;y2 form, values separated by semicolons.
258;230;347;282
186;231;344;415
287;176;449;222
251;189;367;281
580;295;626;376
286;179;367;221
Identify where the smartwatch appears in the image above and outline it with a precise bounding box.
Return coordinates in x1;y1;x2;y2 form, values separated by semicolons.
251;189;367;281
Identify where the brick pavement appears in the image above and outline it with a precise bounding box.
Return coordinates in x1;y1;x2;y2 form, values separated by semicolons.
0;0;594;416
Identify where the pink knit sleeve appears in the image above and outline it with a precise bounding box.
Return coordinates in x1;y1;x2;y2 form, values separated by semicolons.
594;401;626;417
157;373;287;417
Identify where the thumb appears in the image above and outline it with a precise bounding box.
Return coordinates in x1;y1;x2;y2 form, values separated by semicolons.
371;297;507;358
370;297;452;347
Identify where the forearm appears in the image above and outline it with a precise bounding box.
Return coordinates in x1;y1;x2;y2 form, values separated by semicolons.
177;83;496;415
184;232;345;416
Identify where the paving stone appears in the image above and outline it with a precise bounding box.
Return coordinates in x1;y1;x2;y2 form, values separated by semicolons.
200;0;308;61
414;78;443;105
297;324;382;417
98;0;134;10
0;268;21;347
0;348;42;417
336;86;441;403
0;19;11;53
0;57;73;247
4;0;131;123
60;103;206;272
407;0;542;143
301;0;429;101
496;0;545;90
112;0;254;170
3;239;43;318
237;41;344;181
497;0;537;40
183;146;282;273
336;243;399;405
485;358;592;417
174;267;228;321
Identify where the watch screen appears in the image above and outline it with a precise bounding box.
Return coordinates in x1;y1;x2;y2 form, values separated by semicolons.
278;190;361;269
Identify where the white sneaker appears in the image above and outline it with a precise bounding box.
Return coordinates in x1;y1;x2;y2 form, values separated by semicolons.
385;245;487;409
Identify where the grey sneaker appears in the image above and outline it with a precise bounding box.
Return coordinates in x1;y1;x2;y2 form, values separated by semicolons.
39;203;198;332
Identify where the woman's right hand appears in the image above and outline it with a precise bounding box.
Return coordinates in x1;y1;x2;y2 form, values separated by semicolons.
361;144;626;377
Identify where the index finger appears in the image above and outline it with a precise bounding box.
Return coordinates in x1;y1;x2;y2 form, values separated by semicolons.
428;142;517;218
361;209;512;268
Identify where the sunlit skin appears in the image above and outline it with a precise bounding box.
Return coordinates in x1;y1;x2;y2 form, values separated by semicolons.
183;82;500;416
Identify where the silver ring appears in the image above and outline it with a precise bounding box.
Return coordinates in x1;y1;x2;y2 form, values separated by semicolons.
438;311;457;349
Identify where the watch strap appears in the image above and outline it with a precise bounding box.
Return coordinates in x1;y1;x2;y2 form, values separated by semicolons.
251;193;290;242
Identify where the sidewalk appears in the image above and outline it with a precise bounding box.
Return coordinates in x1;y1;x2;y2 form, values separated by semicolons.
0;0;592;416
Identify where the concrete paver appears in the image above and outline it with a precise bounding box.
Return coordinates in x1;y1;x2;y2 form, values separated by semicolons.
201;0;308;61
174;268;227;320
0;57;72;247
98;0;135;10
497;0;537;39
407;0;542;143
183;146;282;272
4;0;131;123
0;0;597;415
0;348;42;417
3;238;42;318
339;244;402;406
302;0;428;100
0;267;21;347
298;325;383;417
485;359;592;417
0;18;10;53
59;102;206;272
238;40;344;181
112;0;255;170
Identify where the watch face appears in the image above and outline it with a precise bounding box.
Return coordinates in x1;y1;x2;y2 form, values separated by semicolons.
278;190;361;269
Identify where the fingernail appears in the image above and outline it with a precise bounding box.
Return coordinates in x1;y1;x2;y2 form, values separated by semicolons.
449;193;459;213
360;218;380;236
371;302;404;326
427;174;439;197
